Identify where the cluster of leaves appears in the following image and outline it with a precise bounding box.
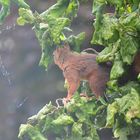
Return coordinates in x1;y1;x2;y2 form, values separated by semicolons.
92;0;140;86
0;0;30;24
18;94;103;140
17;0;85;68
18;84;140;140
1;0;140;140
106;86;140;140
91;0;140;139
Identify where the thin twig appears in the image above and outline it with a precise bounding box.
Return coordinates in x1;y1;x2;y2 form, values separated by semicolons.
56;98;64;108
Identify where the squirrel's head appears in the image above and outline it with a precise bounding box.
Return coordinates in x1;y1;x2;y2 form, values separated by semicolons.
53;44;70;65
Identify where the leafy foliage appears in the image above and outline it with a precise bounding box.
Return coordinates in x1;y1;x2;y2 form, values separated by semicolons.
91;0;140;139
92;0;140;82
1;0;140;140
0;0;29;24
18;95;102;140
17;0;81;68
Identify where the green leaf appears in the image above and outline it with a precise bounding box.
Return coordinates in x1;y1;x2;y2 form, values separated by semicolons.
114;127;130;140
96;39;120;63
92;0;105;14
41;0;70;18
106;102;119;127
91;5;104;45
52;114;74;125
94;109;106;128
65;0;79;18
120;36;138;65
119;81;140;95
33;27;55;68
119;10;140;30
88;124;100;140
39;44;55;68
106;0;123;7
107;80;118;91
17;17;26;25
72;122;83;137
67;32;85;52
0;0;10;24
0;0;10;5
110;60;124;80
47;16;71;44
125;89;140;123
106;88;140;131
101;14;119;41
17;8;34;24
36;102;56;119
110;53;125;80
18;124;47;140
12;0;30;9
91;12;119;46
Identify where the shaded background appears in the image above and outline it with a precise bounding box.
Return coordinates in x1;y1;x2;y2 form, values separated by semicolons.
0;0;114;140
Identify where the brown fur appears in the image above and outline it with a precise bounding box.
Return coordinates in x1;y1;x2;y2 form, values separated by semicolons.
53;45;110;101
133;52;140;74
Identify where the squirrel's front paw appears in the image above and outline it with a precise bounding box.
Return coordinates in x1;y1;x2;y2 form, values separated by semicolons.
62;97;70;105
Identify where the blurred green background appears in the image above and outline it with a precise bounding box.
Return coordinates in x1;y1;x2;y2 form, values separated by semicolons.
0;0;113;140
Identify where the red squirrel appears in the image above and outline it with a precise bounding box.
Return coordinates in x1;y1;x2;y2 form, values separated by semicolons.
53;45;110;102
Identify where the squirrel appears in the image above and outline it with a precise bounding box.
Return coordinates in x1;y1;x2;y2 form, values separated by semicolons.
53;44;110;102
